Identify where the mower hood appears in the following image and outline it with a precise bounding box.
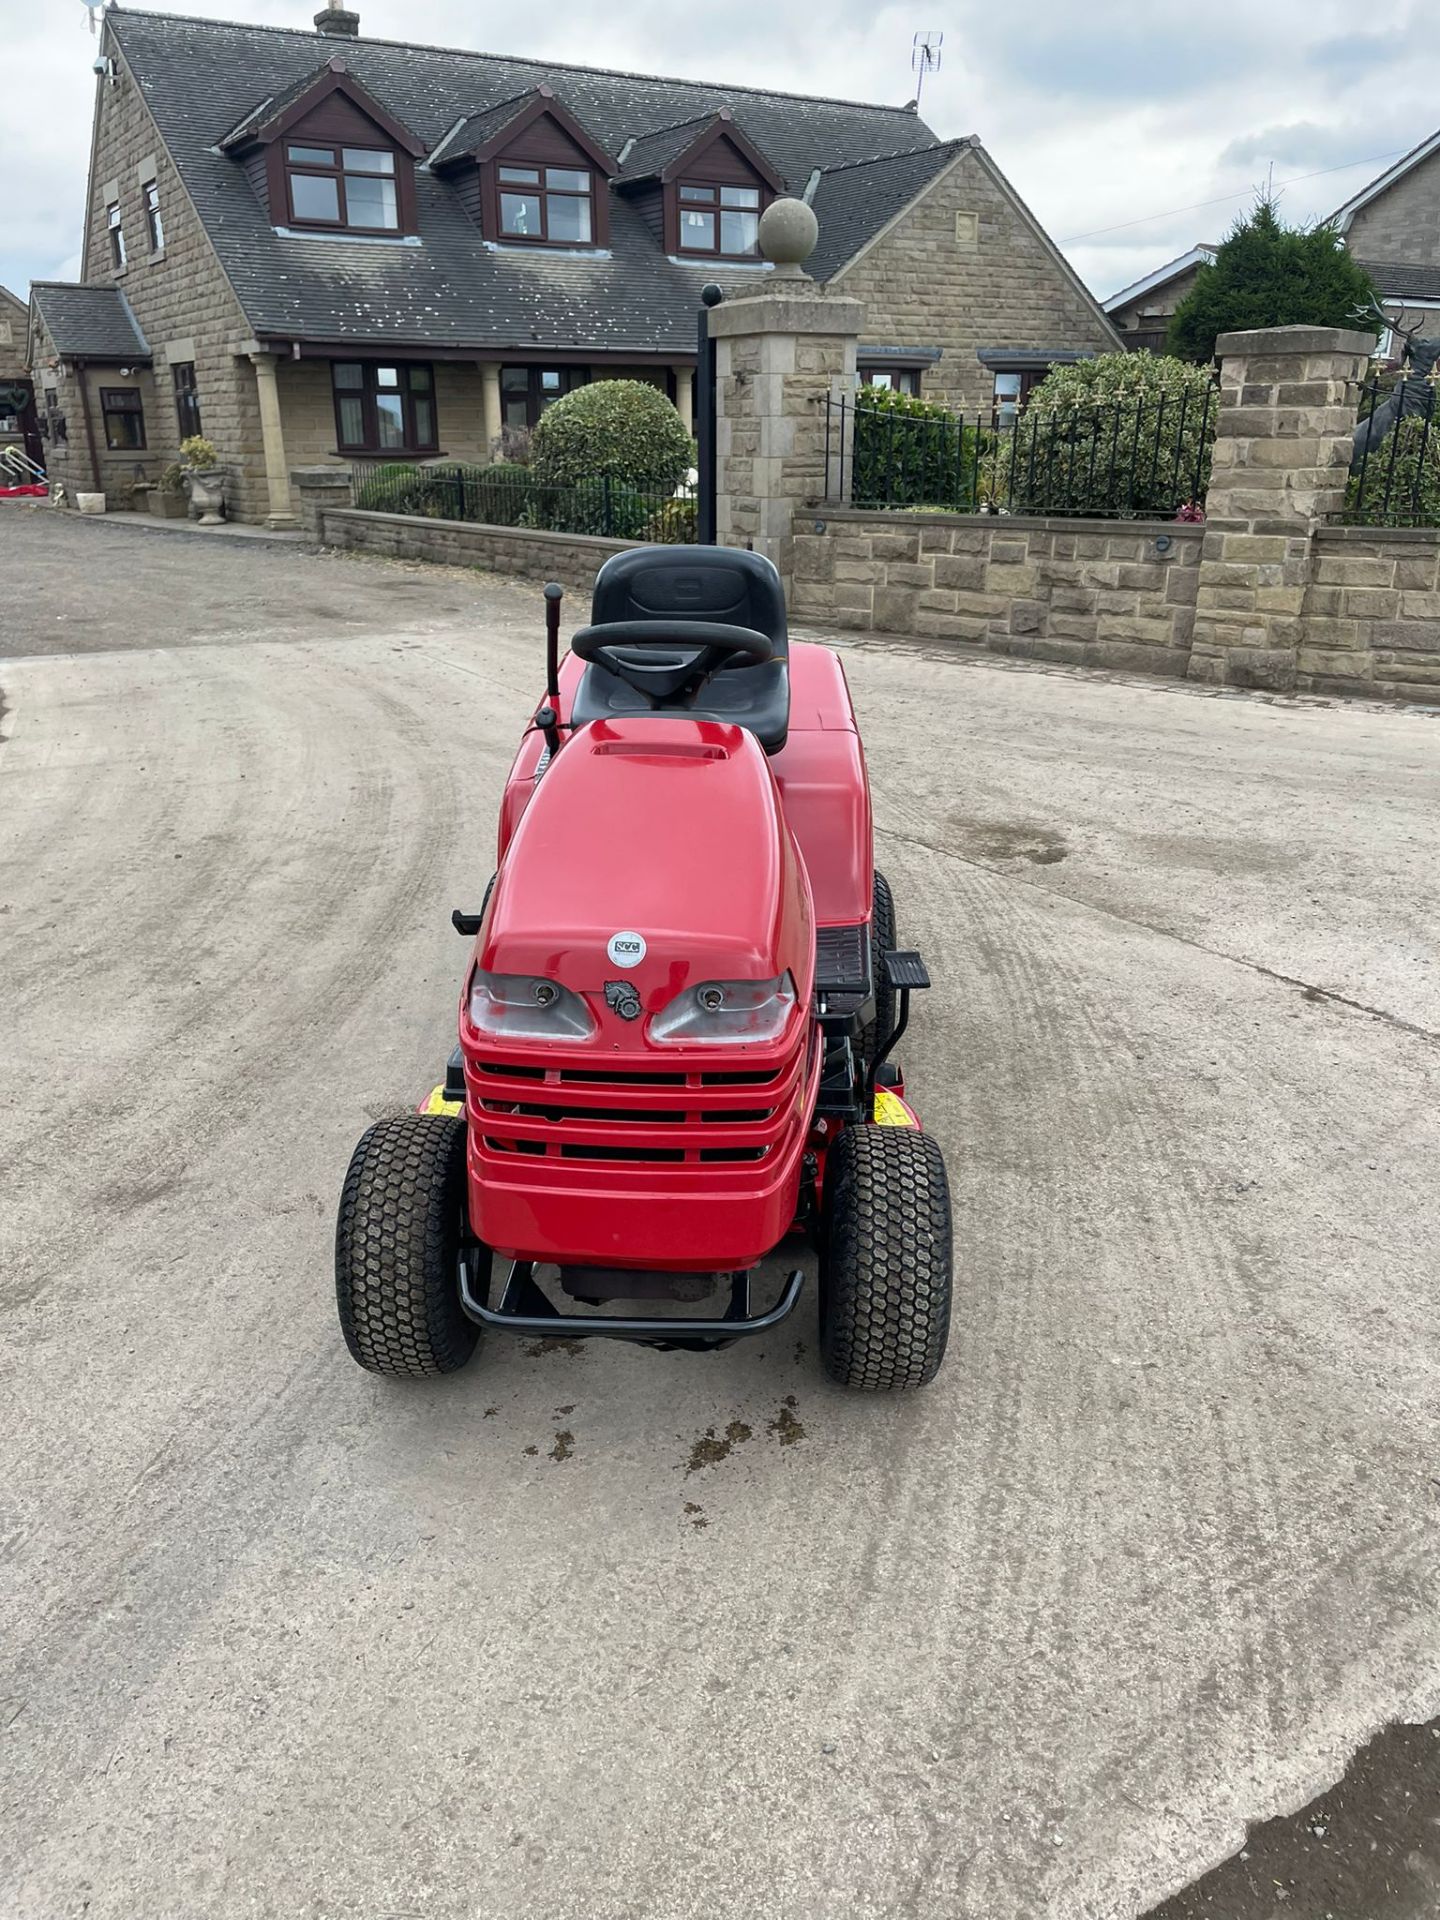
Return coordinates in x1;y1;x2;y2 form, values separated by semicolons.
478;717;814;1023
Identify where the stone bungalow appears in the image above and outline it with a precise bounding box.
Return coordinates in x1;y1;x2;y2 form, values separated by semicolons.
34;0;1118;525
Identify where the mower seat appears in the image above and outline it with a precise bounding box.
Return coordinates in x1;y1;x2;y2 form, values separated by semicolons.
570;547;790;754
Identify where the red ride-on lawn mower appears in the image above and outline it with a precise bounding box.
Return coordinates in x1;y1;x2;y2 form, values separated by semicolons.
335;546;953;1390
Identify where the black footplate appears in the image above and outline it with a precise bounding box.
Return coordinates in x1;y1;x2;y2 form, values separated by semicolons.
882;949;931;991
814;922;871;996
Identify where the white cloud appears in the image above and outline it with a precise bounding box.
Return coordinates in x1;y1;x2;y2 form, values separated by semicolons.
5;0;1440;309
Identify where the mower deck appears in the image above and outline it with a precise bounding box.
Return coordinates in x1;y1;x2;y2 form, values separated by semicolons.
457;1250;805;1351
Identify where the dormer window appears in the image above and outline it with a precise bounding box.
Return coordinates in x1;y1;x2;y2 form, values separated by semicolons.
678;183;760;257
220;58;424;238
498;164;593;245
286;143;398;231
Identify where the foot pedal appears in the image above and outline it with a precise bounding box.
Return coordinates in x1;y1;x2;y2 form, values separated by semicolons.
882;949;930;991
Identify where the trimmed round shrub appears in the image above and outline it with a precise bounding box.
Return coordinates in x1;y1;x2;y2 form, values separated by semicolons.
530;379;691;490
986;352;1216;517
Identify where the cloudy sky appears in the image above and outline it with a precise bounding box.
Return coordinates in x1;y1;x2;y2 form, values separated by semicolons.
5;0;1437;306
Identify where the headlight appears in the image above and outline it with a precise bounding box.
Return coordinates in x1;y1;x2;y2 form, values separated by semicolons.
649;974;797;1046
468;971;595;1041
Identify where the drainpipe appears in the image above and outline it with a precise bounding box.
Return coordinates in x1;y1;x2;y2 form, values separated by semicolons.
74;357;103;496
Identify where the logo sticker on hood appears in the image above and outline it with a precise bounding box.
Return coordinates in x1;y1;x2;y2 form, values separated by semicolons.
607;930;646;968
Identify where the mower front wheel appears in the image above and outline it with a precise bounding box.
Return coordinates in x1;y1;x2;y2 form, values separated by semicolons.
335;1113;480;1378
818;1123;952;1390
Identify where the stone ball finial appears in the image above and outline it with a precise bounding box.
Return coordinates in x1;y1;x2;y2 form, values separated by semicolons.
758;198;819;277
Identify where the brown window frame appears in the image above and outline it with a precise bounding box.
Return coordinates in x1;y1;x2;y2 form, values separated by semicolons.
494;164;596;248
284;143;400;235
498;364;587;431
859;365;922;397
173;362;202;440
106;201;127;270
143;179;164;253
990;366;1049;427
100;387;146;451
676;181;762;259
331;360;438;454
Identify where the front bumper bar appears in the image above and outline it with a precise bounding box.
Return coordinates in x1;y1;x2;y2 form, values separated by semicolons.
458;1249;804;1352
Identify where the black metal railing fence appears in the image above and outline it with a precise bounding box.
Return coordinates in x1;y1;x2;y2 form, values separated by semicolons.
824;385;1216;520
349;460;698;543
1344;376;1440;526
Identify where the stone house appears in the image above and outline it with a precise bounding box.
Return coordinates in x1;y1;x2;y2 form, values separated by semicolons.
1103;245;1216;354
1112;127;1440;365
1329;133;1440;353
37;0;1118;525
0;284;42;468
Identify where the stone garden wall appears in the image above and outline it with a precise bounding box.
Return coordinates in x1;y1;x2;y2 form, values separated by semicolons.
316;507;637;592
790;510;1201;677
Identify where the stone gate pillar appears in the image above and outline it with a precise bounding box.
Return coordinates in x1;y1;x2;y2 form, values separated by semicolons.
706;202;862;596
1188;324;1374;690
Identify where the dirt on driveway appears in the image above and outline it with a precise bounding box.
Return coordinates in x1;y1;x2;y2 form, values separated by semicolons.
3;509;1439;1920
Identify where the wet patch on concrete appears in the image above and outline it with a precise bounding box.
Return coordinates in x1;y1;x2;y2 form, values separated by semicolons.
949;813;1069;866
521;1337;586;1358
549;1430;575;1463
1147;1715;1440;1919
686;1420;753;1474
682;1501;708;1531
768;1397;807;1447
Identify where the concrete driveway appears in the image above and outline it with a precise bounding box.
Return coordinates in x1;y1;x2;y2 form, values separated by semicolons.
2;510;1437;1920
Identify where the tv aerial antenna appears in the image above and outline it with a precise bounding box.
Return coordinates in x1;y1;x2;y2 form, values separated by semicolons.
912;31;942;108
80;0;110;35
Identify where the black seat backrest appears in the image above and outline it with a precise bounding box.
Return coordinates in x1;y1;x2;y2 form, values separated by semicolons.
591;547;788;663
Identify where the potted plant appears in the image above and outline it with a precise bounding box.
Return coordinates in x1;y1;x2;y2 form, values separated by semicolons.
153;463;189;517
179;434;225;524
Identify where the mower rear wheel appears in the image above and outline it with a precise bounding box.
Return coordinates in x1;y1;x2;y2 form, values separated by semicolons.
859;870;897;1068
335;1113;479;1378
818;1122;952;1390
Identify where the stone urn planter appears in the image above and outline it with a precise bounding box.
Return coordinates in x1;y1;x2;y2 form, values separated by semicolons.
184;466;227;525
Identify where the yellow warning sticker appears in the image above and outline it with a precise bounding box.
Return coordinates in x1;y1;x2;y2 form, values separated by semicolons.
419;1086;464;1117
872;1088;919;1128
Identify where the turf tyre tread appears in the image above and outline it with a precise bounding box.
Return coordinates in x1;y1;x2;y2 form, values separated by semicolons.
819;1123;952;1390
860;870;896;1067
335;1114;479;1378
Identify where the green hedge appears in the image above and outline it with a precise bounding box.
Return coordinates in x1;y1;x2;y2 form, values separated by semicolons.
852;387;983;509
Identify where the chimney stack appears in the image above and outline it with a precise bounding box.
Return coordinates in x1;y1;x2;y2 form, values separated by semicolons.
315;0;359;35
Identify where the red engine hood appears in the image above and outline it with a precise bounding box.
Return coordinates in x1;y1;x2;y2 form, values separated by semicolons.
480;717;814;1007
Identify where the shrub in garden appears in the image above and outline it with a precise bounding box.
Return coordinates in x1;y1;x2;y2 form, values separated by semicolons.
851;385;981;509
353;461;538;522
986;353;1216;517
531;380;691;491
1345;406;1440;524
1168;197;1378;366
521;478;656;540
463;463;538;526
642;496;698;544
